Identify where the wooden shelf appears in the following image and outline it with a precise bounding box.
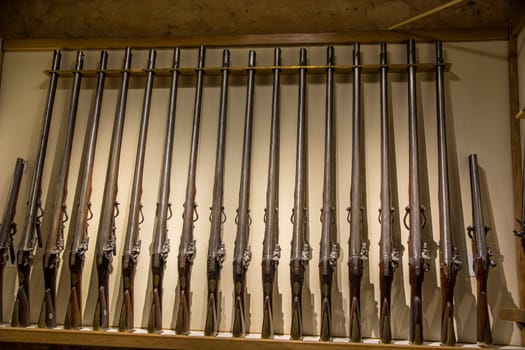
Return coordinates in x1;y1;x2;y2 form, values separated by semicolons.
0;327;517;350
45;63;450;78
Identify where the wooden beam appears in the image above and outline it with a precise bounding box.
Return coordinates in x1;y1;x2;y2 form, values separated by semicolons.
508;33;525;346
511;2;525;36
0;327;462;350
2;27;508;51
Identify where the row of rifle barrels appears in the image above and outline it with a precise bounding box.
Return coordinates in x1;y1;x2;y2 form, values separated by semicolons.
0;39;497;346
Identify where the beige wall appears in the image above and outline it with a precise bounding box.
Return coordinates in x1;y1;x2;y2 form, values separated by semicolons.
0;41;520;345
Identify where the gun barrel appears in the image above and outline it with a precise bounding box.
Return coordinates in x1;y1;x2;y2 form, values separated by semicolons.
175;45;205;335
205;49;230;337
232;50;256;338
319;46;338;342
289;48;311;340
0;158;25;321
348;42;365;343
378;42;398;344
468;154;494;346
146;48;180;333
406;38;428;345
261;47;282;339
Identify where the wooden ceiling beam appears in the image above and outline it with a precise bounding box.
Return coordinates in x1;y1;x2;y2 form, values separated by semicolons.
2;27;509;51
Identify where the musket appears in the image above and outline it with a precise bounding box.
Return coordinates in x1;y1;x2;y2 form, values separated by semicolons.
261;47;281;339
467;154;495;346
62;49;130;331
39;51;103;330
436;41;462;346
404;38;430;345
347;42;368;343
11;50;64;327
0;158;26;322
146;48;178;333
204;49;229;336
108;48;135;333
232;50;256;338
319;46;340;342
378;43;399;344
289;48;312;341
174;45;205;335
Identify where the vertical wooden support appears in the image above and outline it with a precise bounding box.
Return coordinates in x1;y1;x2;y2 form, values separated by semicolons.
508;30;525;346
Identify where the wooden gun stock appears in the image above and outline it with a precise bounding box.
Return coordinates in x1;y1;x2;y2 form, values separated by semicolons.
118;258;136;332
93;262;110;330
290;260;304;340
64;256;84;330
38;256;58;327
11;254;31;326
175;260;192;334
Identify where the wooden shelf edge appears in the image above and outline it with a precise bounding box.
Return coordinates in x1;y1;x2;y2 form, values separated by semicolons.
2;27;509;51
0;327;478;350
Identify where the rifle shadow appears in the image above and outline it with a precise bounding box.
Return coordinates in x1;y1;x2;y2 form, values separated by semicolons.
478;164;518;345
272;257;285;335
444;69;477;344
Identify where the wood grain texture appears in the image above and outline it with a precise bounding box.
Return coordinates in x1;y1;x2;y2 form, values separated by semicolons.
2;27;508;52
0;327;481;350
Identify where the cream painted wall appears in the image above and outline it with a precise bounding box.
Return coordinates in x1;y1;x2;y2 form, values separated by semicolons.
0;41;520;345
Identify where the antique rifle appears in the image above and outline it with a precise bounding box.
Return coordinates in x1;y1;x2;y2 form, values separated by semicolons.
261;47;281;339
11;50;64;327
107;47;134;332
290;48;312;341
38;51;104;330
436;41;462;346
174;46;205;335
62;49;130;330
146;48;178;333
378;43;399;344
467;154;495;346
0;158;26;321
232;50;256;338
348;42;368;343
204;49;229;336
404;39;430;345
319;46;340;342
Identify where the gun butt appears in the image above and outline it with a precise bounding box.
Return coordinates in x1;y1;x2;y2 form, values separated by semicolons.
320;295;331;341
261;295;273;339
93;286;109;331
11;285;30;327
175;289;190;335
118;290;133;332
65;285;82;330
204;290;217;336
290;295;302;340
379;297;392;344
147;288;162;333
349;296;361;342
410;294;423;345
232;293;246;337
441;301;456;346
38;288;55;328
477;287;492;345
